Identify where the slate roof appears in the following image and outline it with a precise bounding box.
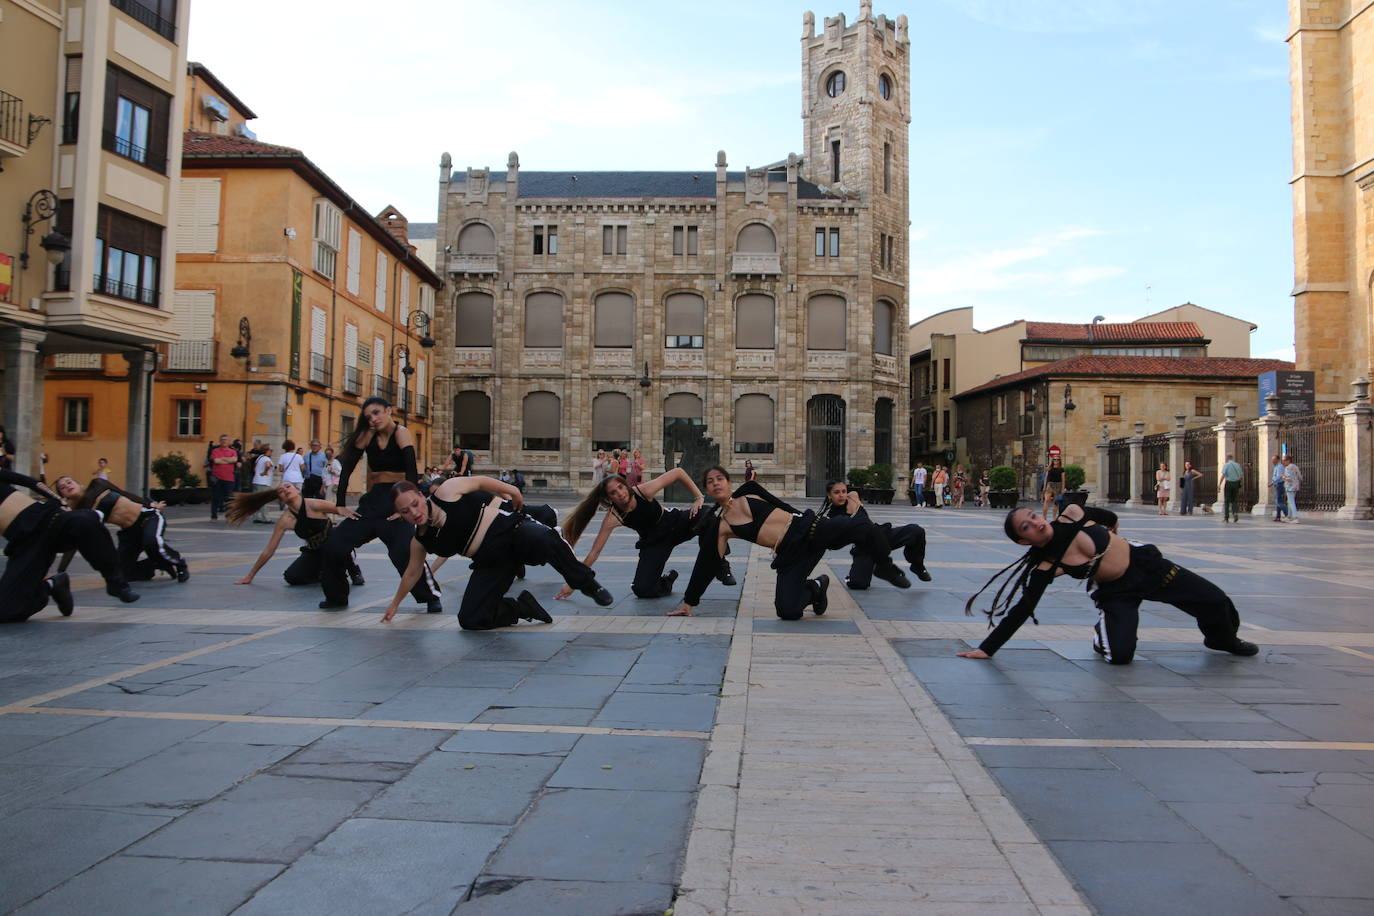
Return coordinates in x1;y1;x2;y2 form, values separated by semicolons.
954;355;1295;399
452;170;833;200
1023;321;1206;342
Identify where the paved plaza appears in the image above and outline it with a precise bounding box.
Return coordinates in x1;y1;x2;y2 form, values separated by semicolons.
1;499;1373;915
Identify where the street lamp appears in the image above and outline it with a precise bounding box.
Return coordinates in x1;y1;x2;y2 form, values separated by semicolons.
394;343;414;378
230;317;252;359
1063;383;1076;415
409;310;435;349
639;361;651;389
20;189;70;269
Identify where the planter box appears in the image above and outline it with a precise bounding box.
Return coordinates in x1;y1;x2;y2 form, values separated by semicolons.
988;490;1019;510
861;487;895;505
150;487;210;506
1058;490;1089;509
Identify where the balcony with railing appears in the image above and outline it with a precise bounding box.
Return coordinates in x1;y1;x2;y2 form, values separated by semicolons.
343;365;360;395
308;353;332;386
0;90;27;156
416;394;429;418
111;0;177;40
372;375;396;402
398;388;413;413
103;129;167;174
165;339;215;372
447;252;498;274
93;273;158;307
730;252;780;275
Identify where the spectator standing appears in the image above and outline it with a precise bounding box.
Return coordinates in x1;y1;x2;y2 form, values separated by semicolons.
977;469;990;507
1154;462;1171;516
94;457;111;481
1219;454;1244;523
279;439;305;488
208;434;239;520
1180;461;1202;515
251;446;275;523
629;449;644;486
1282;455;1303;523
302;439;328;494
932;465;948;507
952;465;967;508
744;459;757;483
325;446;341;500
911;464;926;507
617;450;630;478
592;449;608;485
1271;455;1289;521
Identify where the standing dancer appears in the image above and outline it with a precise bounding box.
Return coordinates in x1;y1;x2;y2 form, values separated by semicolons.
227;480;365;586
380;476;613;628
318;397;441;611
54;476;188;584
1;470;138;622
817;480;932;590
957;504;1258;665
672;466;894;619
559;468;735;600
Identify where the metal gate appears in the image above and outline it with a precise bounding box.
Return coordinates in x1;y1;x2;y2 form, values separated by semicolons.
1183;425;1218;507
806;395;846;497
1277;409;1346;512
1107;438;1130;502
662;417;717;504
1235;426;1259;512
1140;432;1169;502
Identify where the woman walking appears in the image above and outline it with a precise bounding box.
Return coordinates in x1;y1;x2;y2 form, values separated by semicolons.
317;396;442;611
1042;456;1064;519
952;465;967;508
628;449;644;487
380;476;613;627
560;468;735;600
1155;461;1171;515
54;475;188;585
957;504;1258;665
932;465;948;507
818;480;932;590
228;479;365;587
1179;461;1203;515
672;467;894;619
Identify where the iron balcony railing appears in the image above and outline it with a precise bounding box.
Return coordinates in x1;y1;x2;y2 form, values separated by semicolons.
309;353;332;386
93;273;158;307
343;366;360;395
398;388;412;413
0;90;24;148
372;375;396;403
102;129;167;174
416;394;429;417
165;339;214;372
111;0;176;40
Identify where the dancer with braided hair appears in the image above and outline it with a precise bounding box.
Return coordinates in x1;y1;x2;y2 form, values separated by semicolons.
817;480;932;590
958;504;1258;664
226;479;366;586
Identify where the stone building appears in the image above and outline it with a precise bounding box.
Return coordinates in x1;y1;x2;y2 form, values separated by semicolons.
433;6;911;497
1289;0;1373;401
1;0;190;489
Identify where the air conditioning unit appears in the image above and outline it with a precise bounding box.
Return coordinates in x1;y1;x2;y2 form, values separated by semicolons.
201;95;229;121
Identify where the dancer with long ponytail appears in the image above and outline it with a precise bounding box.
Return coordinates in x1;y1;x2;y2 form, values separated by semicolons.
380;476;613;628
958;503;1258;664
54;475;188;584
817;479;932;590
227;479;365;586
559;468;734;600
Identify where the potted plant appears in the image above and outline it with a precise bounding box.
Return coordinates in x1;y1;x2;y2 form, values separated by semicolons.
846;466;873;491
988;465;1018;509
150;452;191;505
861;463;896;505
179;472;210;504
1059;463;1089;509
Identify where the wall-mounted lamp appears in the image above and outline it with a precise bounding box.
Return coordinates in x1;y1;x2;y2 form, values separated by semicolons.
395;342;414;378
20;189;70;269
230;316;252;359
639;362;651;389
409;310;436;349
1063;383;1076;414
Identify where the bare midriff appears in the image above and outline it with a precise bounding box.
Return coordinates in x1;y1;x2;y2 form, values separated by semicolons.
0;490;34;535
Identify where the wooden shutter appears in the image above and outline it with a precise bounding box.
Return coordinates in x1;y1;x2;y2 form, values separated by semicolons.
171;289;216;338
311;306;327;355
344;323;357;368
375;251;387;311
346;229;361;294
174;178;220;254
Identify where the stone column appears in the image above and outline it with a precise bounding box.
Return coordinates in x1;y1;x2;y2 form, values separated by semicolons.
0;326;47;477
123;349;156;495
1250;393;1281;517
1335;378;1373;520
1212;401;1239;515
1126;420;1146;507
1093;423;1111;506
1166;413;1186;513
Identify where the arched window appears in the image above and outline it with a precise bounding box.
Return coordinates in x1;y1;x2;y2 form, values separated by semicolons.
735;294;775;349
807;294;847;350
453;390;491;450
875;398;893;467
455;291;493;347
736;223;776;253
522;391;560;451
873;299;894;356
664;392;704;459
594;291;634;348
456;222;495;254
664;292;704;349
524;291;563;347
734;394;774;454
878;73;892;100
592;392;631;451
826;71;846;97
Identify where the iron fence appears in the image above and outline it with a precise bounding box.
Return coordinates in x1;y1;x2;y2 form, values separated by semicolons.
1140;432;1169;502
0;90;24;148
308;354;331;386
1277;409;1346;512
1107;437;1130;501
1183;425;1218;507
1235;426;1259;512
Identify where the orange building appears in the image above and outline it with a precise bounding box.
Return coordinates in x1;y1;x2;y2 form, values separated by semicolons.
42;64;440;488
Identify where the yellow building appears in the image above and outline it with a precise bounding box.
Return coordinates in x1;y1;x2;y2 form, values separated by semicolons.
2;0;190;487
1289;0;1373;400
41;63;440;488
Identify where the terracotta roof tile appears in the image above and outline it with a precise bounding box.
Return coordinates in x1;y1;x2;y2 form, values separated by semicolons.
182;131;302;158
954;355;1296;398
1023;321;1205;341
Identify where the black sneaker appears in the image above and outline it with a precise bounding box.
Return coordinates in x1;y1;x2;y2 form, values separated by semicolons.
811;575;829;615
661;569;680;595
588;586;614;607
426;598;444;614
913;565;933;582
717;563;737;587
109;585;140;603
49;573;73;616
349;570;366;587
844;577;868;591
875;565;911;589
516;590;553;623
1206;637;1260;657
174;560;190;583
318;599;347;609
515;564;526;580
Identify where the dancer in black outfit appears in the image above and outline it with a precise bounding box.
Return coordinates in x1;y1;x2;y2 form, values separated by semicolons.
54;476;188;583
958;504;1259;665
0;469;138;622
817;480;932;590
319;397;441;610
381;477;613;628
673;466;894;619
227;479;365;586
560;468;735;600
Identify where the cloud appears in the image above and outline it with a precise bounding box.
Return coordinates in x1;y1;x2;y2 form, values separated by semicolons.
937;0;1152;34
910;227;1121;297
1258;345;1296;361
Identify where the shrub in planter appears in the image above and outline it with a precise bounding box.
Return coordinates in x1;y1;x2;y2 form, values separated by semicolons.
988;464;1019;509
1064;464;1086;492
151;452;191;490
180;473;202;488
868;463;894;489
846;466;873;490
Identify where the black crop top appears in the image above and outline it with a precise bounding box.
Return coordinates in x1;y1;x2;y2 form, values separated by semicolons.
726;496;777;544
619;489;662;534
292;508;331;551
416;490;494;557
1055;522;1110;579
365;433;406;473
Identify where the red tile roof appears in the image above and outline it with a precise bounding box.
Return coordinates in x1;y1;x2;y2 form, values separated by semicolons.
1023;321;1205;341
183;131;302;158
954;355;1295;398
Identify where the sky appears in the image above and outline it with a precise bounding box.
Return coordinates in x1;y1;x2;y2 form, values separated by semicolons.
188;0;1296;360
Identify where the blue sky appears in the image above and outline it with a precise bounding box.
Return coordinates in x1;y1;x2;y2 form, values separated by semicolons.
189;0;1295;358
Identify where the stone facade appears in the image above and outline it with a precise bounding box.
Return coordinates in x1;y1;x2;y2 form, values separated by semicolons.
433;8;911;497
1289;0;1374;400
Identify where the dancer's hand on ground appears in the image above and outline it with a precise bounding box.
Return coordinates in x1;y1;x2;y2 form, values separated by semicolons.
234;575;253;585
956;649;990;659
554;585;574;600
667;602;692;617
381;605;399;623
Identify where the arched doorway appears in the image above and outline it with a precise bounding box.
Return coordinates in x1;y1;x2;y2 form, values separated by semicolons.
806;394;846;497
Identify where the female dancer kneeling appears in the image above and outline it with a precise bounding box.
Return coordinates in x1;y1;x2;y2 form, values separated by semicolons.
226;479;365;586
1;470;137;622
672;466;894;618
559;468;734;600
818;480;932;590
320;396;441;611
55;475;188;583
381;476;613;627
958;504;1258;664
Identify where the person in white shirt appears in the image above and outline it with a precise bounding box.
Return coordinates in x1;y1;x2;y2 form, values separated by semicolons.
1281;455;1303;523
911;464;928;507
279;439;306;488
251;446;276;523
